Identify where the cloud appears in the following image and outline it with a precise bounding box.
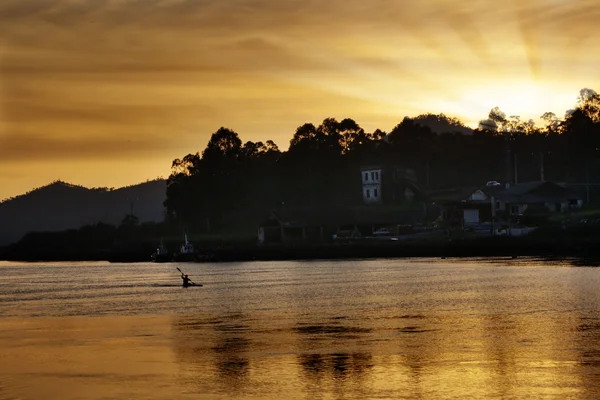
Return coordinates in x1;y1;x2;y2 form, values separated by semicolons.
1;0;600;198
0;132;167;162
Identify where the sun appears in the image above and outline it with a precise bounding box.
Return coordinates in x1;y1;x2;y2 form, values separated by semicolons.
427;81;579;127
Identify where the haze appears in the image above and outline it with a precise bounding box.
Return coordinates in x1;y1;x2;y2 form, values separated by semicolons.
1;0;599;200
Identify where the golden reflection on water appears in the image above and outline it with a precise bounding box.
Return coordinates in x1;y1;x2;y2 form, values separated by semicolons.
168;307;600;400
3;259;600;399
0;316;178;400
2;309;600;399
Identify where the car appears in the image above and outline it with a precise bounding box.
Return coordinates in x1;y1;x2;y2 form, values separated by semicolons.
486;180;501;187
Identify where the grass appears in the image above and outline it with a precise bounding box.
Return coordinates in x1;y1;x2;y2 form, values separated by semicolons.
547;206;600;223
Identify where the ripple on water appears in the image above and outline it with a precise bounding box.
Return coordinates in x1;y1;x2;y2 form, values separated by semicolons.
3;258;600;399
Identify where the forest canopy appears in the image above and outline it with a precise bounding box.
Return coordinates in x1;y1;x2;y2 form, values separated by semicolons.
165;88;600;234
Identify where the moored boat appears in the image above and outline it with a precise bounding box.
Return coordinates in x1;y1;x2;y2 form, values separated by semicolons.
173;233;197;262
151;238;171;263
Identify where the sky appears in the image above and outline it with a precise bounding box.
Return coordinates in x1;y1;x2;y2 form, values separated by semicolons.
1;0;600;200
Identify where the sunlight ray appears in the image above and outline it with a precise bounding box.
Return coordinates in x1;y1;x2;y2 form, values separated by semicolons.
428;0;496;67
516;0;544;80
266;36;465;118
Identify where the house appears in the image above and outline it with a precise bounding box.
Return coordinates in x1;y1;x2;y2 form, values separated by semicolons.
465;181;582;225
361;166;382;204
436;181;582;228
360;165;420;205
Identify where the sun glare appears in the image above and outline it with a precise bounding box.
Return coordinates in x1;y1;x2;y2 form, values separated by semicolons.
429;82;579;127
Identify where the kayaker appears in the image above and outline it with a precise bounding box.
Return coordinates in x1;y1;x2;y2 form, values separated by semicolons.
181;273;192;287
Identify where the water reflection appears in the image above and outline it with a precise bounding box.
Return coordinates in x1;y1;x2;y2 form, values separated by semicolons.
292;316;377;399
212;314;251;391
170;310;600;399
299;352;372;379
574;314;600;397
166;259;600;400
393;315;439;400
298;352;374;399
172;312;252;395
568;258;600;267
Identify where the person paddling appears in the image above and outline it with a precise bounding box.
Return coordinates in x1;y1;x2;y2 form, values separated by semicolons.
177;267;202;287
181;273;193;287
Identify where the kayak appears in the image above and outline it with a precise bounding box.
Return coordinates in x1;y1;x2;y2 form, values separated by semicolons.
183;284;203;288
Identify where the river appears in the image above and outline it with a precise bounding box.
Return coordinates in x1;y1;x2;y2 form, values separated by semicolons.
1;257;600;399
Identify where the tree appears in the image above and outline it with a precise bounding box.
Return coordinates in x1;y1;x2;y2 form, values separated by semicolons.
241;141;262;160
413;113;472;135
289;123;318;150
371;129;387;141
541;112;560;134
170;153;201;176
338;118;368;154
202;127;242;163
478;118;498;131
261;140;280;154
162;87;600;238
577;88;600;122
388;117;435;159
559;89;600;185
488;106;508;132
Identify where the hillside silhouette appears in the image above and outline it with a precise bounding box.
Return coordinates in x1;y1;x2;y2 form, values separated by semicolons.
0;179;166;246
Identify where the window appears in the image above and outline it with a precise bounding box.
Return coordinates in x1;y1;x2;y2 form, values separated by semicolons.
376;171;379;180
496;201;500;210
366;189;370;198
374;188;378;198
364;172;368;181
511;205;519;214
371;172;375;180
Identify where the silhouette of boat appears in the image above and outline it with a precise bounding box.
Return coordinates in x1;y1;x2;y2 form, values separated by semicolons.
151;238;171;263
173;233;197;262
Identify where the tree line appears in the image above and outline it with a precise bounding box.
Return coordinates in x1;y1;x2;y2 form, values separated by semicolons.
165;88;600;234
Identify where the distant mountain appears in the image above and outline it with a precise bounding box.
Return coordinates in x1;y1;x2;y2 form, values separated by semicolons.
0;179;167;246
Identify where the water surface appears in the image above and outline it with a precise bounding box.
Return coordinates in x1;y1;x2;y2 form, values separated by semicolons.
1;257;600;399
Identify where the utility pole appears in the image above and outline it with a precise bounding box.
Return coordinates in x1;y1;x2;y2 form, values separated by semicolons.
514;153;518;184
540;152;545;182
507;203;512;236
586;158;590;205
505;133;512;185
491;196;496;236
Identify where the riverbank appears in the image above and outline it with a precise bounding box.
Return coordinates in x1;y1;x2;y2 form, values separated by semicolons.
196;237;600;262
2;236;600;263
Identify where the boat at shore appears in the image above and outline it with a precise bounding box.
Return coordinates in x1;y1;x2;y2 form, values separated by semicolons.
173;234;197;262
151;238;171;263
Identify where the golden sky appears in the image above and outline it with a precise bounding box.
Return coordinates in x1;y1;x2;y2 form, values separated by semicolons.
1;0;600;199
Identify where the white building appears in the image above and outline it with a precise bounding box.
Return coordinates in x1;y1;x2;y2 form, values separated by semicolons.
459;181;582;226
361;166;382;204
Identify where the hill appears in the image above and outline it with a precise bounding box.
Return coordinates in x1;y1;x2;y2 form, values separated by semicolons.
412;113;474;135
0;179;167;246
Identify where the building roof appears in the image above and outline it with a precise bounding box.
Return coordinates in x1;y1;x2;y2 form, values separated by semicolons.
360;165;383;171
430;181;581;206
481;181;580;203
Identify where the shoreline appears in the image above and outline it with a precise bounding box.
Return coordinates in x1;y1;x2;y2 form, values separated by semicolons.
2;238;600;263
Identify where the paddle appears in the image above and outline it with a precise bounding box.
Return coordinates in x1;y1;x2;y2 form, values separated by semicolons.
176;267;200;286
